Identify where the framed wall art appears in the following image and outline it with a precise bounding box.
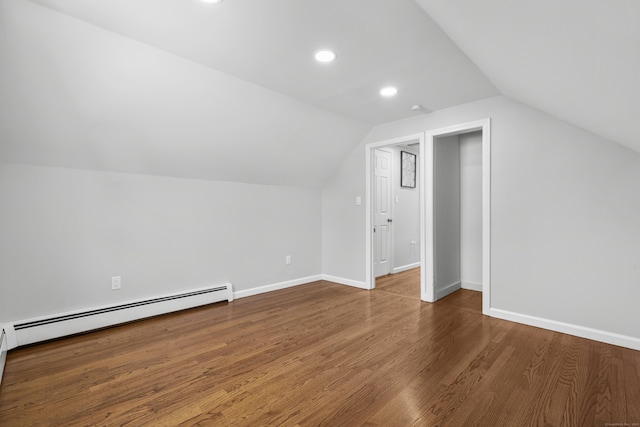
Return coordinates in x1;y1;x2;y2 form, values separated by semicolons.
401;151;416;188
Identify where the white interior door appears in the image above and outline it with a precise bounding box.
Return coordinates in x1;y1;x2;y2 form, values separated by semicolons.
374;149;392;277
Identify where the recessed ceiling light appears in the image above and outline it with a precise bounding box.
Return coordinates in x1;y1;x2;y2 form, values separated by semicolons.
315;50;337;63
202;0;223;4
380;86;398;97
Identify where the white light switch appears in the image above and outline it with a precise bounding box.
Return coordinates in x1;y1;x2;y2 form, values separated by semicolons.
356;196;362;206
395;195;399;204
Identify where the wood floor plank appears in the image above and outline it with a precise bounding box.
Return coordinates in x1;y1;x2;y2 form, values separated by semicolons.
1;271;638;426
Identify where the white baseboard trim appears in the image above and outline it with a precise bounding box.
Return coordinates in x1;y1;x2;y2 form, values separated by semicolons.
321;275;369;290
392;262;421;274
436;281;461;300
488;308;640;351
233;275;323;299
461;281;483;292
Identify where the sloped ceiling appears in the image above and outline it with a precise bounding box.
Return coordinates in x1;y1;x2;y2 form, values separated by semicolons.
0;0;367;188
0;0;497;187
7;0;634;187
26;0;498;124
416;0;640;153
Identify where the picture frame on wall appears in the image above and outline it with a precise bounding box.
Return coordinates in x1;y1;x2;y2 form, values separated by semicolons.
401;151;416;188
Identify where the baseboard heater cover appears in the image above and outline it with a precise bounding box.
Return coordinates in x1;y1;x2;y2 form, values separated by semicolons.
0;328;7;384
11;283;233;348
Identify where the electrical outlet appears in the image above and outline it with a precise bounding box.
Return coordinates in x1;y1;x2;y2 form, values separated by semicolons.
286;255;291;265
111;276;121;290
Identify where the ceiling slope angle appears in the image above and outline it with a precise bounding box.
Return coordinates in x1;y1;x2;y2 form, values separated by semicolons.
0;0;370;188
26;0;499;125
416;0;640;153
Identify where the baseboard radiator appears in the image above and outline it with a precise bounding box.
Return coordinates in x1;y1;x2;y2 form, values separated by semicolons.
8;284;233;349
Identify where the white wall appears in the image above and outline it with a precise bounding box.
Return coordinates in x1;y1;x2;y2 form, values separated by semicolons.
322;95;640;342
0;163;321;323
434;136;460;297
460;131;483;288
321;148;367;281
390;146;420;271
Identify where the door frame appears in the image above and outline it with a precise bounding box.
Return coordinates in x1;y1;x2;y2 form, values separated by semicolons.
365;133;427;300
425;119;491;313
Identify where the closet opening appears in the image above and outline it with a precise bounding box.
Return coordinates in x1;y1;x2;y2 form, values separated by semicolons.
425;119;491;313
432;130;482;299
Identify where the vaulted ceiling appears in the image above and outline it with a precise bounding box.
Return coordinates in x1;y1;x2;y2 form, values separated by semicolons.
416;0;640;153
25;0;498;124
1;0;638;188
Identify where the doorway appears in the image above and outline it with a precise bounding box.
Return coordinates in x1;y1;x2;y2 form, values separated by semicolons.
432;131;482;300
366;133;427;300
425;119;491;313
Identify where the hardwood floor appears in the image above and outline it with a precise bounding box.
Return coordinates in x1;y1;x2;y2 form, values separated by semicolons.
1;271;639;426
375;267;422;300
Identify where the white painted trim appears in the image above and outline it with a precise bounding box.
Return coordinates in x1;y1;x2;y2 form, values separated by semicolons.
424;131;435;302
365;145;373;290
481;119;492;315
392;262;421;274
0;327;7;384
365;133;426;296
426;120;487;138
435;281;461;300
233;275;322;299
425;119;491;307
2;324;17;350
226;283;234;302
488;308;640;352
12;284;232;347
418;141;428;302
461;281;483;292
321;275;369;290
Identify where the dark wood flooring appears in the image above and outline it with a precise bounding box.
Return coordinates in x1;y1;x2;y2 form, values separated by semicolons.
1;270;639;426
